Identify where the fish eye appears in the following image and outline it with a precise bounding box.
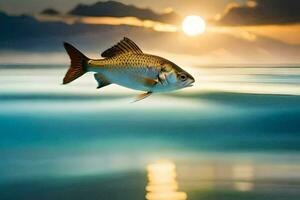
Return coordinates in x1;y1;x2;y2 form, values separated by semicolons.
179;74;187;81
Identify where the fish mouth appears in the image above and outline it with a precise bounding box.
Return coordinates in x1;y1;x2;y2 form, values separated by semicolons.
185;81;194;87
185;78;195;87
187;83;194;87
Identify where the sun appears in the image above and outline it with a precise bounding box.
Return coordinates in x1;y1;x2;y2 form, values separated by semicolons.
182;15;206;36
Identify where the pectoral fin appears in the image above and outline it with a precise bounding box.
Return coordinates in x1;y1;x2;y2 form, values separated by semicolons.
94;73;111;89
144;78;158;87
133;92;152;102
133;76;158;87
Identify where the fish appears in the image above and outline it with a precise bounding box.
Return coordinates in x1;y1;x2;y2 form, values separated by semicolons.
62;37;195;101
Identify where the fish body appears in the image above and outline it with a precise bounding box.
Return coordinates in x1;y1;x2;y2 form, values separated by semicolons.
63;37;194;100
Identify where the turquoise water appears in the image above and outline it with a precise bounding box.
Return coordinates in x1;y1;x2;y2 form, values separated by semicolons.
0;65;300;200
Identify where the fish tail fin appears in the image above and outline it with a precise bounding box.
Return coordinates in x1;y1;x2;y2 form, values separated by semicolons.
63;42;89;84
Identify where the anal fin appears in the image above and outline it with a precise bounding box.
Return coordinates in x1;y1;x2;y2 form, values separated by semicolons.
94;73;111;89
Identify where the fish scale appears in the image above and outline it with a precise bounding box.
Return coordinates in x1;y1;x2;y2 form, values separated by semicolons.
89;53;162;75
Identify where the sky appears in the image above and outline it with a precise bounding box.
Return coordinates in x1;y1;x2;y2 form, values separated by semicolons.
0;0;299;64
0;0;242;17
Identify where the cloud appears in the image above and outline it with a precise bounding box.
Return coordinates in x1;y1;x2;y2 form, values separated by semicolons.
1;10;300;65
68;1;181;24
218;0;300;25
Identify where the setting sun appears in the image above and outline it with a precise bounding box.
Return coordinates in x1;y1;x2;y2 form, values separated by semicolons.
182;15;206;36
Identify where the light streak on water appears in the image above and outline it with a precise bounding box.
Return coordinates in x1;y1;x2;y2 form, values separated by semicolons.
146;161;187;200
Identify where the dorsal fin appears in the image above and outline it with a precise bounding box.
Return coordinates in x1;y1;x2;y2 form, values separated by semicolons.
101;37;143;58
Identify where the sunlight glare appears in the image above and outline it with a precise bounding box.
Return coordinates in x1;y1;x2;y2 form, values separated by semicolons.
182;15;206;36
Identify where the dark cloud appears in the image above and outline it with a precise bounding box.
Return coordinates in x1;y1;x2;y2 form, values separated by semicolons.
218;0;300;25
68;1;181;23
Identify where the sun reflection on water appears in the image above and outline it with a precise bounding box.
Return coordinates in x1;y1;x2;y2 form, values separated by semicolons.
232;164;254;192
146;161;187;200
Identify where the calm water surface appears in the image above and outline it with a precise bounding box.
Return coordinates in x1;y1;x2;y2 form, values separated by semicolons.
0;65;300;200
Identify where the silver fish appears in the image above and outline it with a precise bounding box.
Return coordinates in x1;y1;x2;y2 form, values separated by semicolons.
63;37;195;101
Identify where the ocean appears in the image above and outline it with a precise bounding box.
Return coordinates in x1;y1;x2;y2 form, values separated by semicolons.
0;64;300;200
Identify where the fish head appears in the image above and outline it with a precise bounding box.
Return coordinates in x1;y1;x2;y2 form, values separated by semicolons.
157;60;195;91
175;70;195;88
